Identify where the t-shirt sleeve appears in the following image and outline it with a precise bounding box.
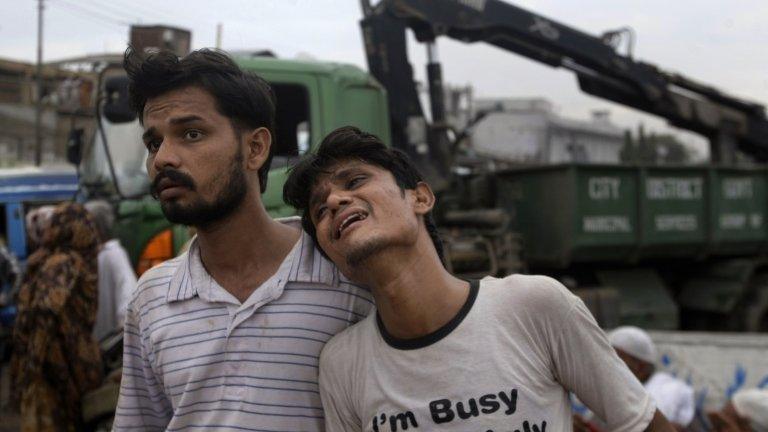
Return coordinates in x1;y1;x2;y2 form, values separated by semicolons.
319;336;362;432
539;279;656;432
109;246;138;327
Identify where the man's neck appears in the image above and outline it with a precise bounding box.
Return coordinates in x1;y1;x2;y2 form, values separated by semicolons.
354;240;469;340
196;196;300;303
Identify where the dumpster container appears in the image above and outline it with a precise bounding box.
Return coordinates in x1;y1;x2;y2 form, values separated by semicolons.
497;164;639;268
638;167;708;257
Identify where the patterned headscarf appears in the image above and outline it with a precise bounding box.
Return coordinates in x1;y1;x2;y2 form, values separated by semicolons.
31;202;100;268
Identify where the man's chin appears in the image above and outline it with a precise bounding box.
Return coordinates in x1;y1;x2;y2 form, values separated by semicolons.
344;238;388;269
160;202;205;226
160;205;194;226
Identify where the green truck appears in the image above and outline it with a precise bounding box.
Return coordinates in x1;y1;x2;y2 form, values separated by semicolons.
74;4;768;426
77;0;768;340
80;56;768;334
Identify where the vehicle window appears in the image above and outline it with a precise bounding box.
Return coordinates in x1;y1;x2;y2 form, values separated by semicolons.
270;83;311;169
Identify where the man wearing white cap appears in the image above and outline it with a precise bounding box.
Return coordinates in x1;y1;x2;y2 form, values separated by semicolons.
609;326;695;431
709;388;768;432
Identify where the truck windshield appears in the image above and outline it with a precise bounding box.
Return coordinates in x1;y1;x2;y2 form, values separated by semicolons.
80;117;149;198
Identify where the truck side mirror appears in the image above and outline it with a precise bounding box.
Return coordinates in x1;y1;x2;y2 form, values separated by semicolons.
102;76;137;123
67;128;84;166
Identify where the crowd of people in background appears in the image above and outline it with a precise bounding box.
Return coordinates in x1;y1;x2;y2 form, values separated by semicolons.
0;201;134;432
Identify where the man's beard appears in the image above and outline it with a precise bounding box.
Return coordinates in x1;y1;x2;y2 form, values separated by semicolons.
151;151;248;229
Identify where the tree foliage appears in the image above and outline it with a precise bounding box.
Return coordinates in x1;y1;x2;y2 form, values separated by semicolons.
620;124;692;164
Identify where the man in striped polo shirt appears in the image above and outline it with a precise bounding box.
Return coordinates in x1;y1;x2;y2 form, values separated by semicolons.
113;48;372;431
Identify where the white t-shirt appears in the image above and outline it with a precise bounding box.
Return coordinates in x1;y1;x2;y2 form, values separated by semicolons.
319;274;656;432
645;371;695;426
93;238;137;341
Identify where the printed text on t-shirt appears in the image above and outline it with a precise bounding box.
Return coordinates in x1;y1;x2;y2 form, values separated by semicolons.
370;388;548;432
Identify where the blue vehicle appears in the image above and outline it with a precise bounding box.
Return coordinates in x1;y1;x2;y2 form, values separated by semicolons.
0;166;78;265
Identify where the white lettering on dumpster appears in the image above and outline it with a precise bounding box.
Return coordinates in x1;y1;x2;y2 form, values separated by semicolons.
720;214;747;230
583;216;631;233
655;214;698;231
722;178;754;199
719;213;763;230
646;178;703;200
588;177;621;200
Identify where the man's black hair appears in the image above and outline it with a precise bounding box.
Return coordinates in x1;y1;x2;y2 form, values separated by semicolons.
283;126;445;264
123;47;276;193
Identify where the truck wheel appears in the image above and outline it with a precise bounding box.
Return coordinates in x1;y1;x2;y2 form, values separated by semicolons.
743;273;768;332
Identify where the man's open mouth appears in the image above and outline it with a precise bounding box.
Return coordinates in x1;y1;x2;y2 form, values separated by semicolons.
335;211;369;239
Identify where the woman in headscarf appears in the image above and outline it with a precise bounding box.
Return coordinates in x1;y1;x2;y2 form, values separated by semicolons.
24;205;56;252
10;202;104;432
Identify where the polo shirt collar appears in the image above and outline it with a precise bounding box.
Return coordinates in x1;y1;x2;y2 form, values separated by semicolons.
166;217;340;303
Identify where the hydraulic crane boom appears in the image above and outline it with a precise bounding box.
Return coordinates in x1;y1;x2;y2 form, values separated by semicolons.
360;0;768;173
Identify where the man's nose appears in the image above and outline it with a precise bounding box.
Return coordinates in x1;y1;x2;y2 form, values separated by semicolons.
152;139;182;172
327;190;352;215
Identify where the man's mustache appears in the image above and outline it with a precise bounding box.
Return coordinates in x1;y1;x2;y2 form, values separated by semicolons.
150;169;196;199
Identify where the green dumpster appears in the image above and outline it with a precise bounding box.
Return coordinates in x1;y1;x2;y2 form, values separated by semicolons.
498;164;768;268
497;164;639;268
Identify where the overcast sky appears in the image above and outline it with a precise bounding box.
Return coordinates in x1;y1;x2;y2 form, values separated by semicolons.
2;0;766;158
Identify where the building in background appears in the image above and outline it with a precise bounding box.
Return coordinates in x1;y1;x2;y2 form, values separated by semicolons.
470;97;625;164
0;55;110;167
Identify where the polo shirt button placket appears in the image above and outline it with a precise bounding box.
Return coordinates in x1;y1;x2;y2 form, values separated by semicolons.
224;309;241;399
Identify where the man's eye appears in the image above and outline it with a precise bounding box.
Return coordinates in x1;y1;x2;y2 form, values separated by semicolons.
145;138;161;153
315;206;327;220
347;176;365;189
184;130;203;140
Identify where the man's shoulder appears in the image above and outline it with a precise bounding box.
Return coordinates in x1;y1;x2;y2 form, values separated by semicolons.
481;273;576;311
320;312;376;368
129;254;186;308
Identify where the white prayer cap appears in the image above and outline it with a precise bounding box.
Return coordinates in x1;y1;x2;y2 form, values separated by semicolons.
733;389;768;432
607;326;657;364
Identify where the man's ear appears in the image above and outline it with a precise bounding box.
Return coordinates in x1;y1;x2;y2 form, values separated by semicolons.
244;127;272;171
412;181;435;215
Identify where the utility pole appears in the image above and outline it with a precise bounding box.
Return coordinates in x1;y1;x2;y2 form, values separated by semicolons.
216;23;223;49
34;0;44;166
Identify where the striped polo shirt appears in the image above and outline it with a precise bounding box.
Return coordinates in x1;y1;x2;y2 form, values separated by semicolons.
113;218;374;431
